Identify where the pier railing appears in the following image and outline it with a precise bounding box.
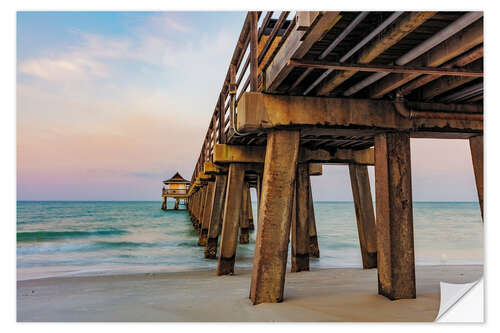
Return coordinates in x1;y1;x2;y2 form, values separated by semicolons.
190;11;295;187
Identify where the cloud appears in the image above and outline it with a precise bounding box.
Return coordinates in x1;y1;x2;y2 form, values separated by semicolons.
18;55;109;81
148;13;192;34
18;13;235;82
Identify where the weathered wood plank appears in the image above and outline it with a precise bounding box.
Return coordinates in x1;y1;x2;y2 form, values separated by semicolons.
374;132;415;300
250;130;300;304
264;12;341;91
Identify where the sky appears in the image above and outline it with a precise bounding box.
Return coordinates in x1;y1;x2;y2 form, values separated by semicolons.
16;11;479;202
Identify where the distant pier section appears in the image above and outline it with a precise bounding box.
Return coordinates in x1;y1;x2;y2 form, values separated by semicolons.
161;172;190;210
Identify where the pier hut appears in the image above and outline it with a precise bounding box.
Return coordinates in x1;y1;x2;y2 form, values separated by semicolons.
162;172;190;210
185;11;483;305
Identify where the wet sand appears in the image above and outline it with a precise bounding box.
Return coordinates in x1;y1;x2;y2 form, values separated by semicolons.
17;265;482;322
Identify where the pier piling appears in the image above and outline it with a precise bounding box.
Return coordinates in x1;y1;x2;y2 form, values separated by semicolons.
239;183;250;244
291;162;311;272
307;178;320;258
205;174;228;259
374;132;416;300
217;164;245;275
198;181;215;246
349;164;377;269
469;135;483;220
250;130;300;304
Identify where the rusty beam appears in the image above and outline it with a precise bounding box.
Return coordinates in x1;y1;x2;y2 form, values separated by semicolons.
289;59;482;77
237;92;483;135
213;143;374;165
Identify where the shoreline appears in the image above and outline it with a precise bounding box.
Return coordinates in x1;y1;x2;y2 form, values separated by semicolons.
17;262;484;282
18;264;483;322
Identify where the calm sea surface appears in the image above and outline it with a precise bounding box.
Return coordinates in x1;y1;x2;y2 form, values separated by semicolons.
17;201;483;280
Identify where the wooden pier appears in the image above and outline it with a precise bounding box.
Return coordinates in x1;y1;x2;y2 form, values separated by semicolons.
184;11;483;305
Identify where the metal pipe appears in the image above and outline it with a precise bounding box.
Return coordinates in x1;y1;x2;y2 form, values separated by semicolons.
300;12;369;94
344;12;483;96
440;82;483;103
339;11;404;63
290;12;368;91
393;100;483;121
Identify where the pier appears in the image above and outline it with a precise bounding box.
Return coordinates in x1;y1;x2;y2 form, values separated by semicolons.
162;172;190;210
184;11;483;305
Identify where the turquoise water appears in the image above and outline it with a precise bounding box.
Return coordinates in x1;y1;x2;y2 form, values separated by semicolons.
17;201;483;280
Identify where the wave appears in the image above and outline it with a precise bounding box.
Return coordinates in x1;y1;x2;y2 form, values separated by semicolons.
17;229;129;242
92;241;156;248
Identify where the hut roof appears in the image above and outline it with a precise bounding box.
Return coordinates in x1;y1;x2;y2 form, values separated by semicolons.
163;172;190;184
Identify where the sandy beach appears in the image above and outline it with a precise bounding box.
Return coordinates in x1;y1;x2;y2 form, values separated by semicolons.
17;264;482;322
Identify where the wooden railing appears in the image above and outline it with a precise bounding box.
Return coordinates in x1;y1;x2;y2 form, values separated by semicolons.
163;188;189;195
189;11;296;188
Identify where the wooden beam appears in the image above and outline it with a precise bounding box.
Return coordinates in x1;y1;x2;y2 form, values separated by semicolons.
203;161;222;175
250;130;300;304
309;163;323;175
296;12;320;31
264;11;341;92
375;132;415;300
214;143;374;165
316;12;436;96
289;59;482;77
237;92;483;135
301;147;374;165
214;144;265;164
217;164;245;275
369;19;483;99
349;164;377;269
469;135;483;220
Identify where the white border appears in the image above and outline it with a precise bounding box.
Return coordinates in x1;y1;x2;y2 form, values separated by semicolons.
4;0;499;331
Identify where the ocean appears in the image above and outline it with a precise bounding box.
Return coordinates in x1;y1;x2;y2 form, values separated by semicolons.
16;201;484;280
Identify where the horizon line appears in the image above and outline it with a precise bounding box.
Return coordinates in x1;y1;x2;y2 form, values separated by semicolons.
16;200;480;203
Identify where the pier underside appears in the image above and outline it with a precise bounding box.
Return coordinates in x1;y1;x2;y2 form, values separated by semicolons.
185;11;483;306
